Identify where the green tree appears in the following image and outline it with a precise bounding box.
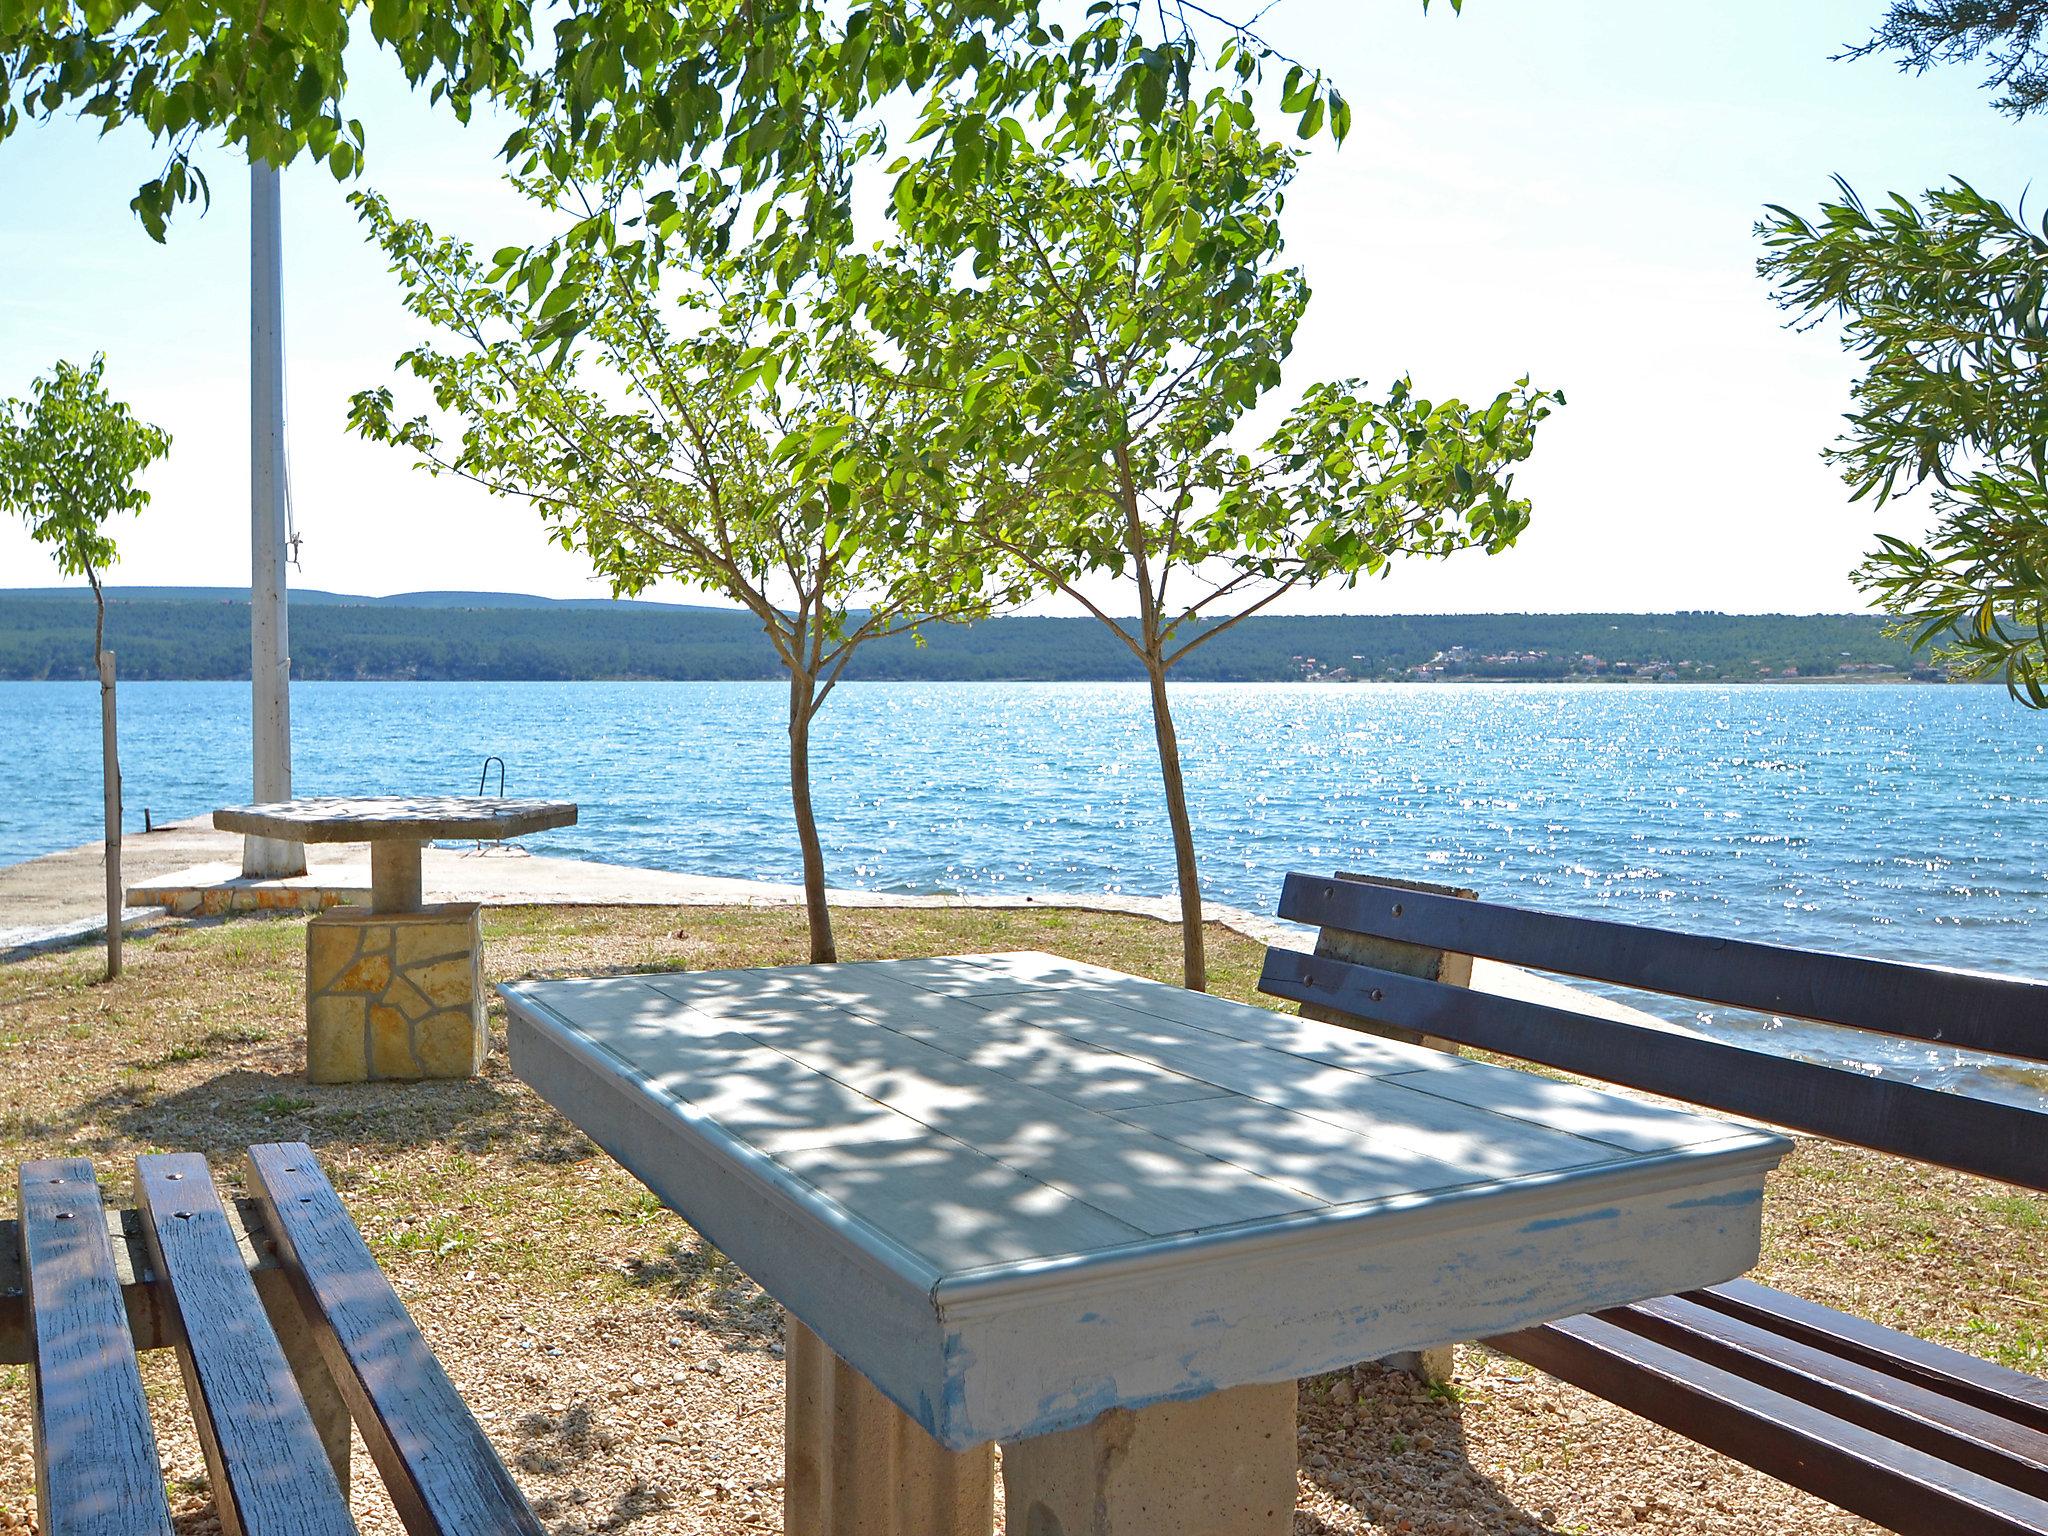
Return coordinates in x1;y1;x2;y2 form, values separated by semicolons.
0;357;172;979
1760;179;2048;702
866;80;1557;989
348;186;1014;963
1761;5;2048;702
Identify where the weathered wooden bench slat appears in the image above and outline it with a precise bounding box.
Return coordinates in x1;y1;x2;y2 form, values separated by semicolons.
133;1152;354;1536
1492;1314;2048;1536
1696;1279;2048;1434
1259;944;2048;1192
1;1197;284;1366
1608;1294;2048;1497
244;1141;544;1536
19;1159;176;1536
1273;868;2048;1530
1277;872;2048;1064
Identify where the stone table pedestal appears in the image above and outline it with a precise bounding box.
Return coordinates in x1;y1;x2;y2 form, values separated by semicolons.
306;903;486;1082
214;796;577;1084
783;1315;995;1536
1002;1381;1299;1536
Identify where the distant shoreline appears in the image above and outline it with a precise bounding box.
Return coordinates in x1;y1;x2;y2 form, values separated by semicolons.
0;592;1943;685
0;673;1974;686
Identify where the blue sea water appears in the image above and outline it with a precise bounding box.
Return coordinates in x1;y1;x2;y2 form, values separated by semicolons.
3;679;2045;1100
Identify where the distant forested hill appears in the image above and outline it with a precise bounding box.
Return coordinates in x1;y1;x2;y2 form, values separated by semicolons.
0;589;1934;684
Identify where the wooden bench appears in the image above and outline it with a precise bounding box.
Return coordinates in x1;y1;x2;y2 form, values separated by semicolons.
1259;871;2048;1536
3;1142;541;1535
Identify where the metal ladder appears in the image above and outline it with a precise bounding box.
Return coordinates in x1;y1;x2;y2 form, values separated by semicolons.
472;757;513;854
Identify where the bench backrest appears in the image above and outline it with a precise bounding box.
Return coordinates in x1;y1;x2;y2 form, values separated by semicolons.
1258;872;2048;1193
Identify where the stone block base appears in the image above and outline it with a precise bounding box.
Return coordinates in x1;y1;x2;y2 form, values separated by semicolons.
306;903;485;1083
1001;1380;1298;1536
128;864;364;916
1379;1345;1456;1385
783;1314;995;1536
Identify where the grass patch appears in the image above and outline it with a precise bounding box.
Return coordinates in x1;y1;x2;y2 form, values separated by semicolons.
251;1092;317;1117
1959;1315;2048;1373
378;1210;479;1260
204;1025;272;1047
1983;1192;2047;1231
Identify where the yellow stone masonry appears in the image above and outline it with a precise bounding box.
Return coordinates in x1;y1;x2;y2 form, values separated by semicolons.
305;903;486;1083
137;885;353;917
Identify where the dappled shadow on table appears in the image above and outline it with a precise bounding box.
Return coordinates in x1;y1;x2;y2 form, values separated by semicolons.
538;957;1640;1283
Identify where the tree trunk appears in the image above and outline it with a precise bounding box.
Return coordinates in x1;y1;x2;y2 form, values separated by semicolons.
787;672;837;964
1143;659;1205;991
98;646;122;981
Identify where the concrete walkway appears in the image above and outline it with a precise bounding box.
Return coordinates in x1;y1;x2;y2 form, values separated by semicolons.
2;817;245;927
3;817;834;924
0;816;1673;1028
6;815;1312;946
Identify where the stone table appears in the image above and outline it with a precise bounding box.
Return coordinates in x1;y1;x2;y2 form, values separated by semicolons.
503;951;1789;1536
216;796;576;1083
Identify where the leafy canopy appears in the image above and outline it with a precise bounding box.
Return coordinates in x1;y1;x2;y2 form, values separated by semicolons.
864;78;1556;669
0;355;172;597
1844;2;2048;119
347;181;1012;700
0;0;1359;243
1761;179;2048;703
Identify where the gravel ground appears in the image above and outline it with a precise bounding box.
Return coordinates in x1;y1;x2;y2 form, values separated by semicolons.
0;905;2039;1536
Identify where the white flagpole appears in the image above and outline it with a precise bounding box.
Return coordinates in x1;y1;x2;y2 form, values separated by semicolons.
244;158;306;878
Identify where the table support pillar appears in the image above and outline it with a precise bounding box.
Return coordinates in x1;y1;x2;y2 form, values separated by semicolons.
783;1314;994;1536
369;841;424;914
1001;1380;1298;1536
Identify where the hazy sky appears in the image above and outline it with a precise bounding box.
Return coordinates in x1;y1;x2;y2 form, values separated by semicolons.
1;1;2040;614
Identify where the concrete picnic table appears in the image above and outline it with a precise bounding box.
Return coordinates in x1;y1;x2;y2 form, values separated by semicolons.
503;951;1789;1535
213;795;577;913
215;796;576;1083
